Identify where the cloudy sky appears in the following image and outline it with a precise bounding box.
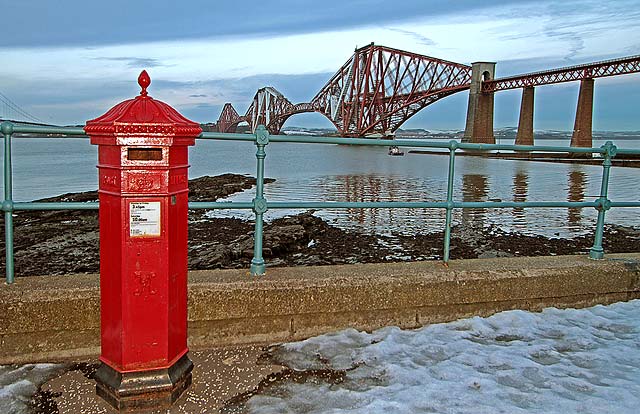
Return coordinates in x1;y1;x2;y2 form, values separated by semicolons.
1;0;639;130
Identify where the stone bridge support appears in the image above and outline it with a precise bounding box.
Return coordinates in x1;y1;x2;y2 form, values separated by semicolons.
515;86;535;146
571;78;595;148
463;62;496;144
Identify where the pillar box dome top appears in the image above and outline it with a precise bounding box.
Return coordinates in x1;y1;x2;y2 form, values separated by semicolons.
84;70;202;141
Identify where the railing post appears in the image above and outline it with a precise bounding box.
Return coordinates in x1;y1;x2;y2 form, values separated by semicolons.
443;141;457;264
2;121;15;284
250;125;269;276
589;141;616;259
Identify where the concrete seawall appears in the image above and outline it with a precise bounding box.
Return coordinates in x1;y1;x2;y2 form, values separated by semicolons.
2;253;639;364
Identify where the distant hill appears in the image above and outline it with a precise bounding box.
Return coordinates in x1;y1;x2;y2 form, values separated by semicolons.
281;126;640;140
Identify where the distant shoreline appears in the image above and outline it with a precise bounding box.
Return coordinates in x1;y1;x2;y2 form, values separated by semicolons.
8;133;640;141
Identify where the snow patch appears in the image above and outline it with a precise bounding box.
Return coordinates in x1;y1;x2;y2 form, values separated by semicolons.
246;300;640;413
0;363;67;414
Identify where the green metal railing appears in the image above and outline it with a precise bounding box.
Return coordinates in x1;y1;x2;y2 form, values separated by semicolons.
3;121;640;283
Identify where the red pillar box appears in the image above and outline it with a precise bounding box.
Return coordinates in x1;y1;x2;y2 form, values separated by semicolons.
84;71;201;412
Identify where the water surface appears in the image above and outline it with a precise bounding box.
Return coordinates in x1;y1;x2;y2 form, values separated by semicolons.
1;136;639;238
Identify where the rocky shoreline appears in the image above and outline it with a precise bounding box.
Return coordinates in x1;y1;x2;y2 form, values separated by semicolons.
1;173;639;277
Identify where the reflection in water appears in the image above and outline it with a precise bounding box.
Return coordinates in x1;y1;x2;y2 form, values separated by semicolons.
567;169;587;224
343;175;381;225
461;174;489;225
512;170;529;225
327;174;445;234
209;166;605;238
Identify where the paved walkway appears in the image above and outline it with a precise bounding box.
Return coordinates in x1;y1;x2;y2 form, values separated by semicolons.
40;346;284;413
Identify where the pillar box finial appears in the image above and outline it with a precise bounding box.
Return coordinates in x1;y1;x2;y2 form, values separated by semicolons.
85;72;200;412
138;70;151;97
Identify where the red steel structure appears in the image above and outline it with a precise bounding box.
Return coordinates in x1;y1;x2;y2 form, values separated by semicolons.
482;54;640;92
217;44;473;136
216;46;640;138
244;87;315;135
217;103;242;133
311;44;472;137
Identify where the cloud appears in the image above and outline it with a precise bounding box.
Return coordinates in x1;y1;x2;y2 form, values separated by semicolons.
152;72;333;114
491;1;640;62
0;0;534;48
385;28;437;47
625;43;640;54
93;57;170;68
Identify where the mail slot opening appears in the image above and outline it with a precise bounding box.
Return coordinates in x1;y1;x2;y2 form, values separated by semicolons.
128;148;163;161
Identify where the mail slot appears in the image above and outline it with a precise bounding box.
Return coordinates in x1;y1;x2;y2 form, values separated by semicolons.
127;147;163;161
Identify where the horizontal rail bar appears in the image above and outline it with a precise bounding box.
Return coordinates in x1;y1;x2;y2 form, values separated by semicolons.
453;201;599;209
614;148;640;155
198;131;258;142
610;201;640;207
455;143;600;153
5;123;640;156
3;200;603;213
10;125;87;135
267;201;449;209
266;201;600;209
189;202;254;209
12;202;98;211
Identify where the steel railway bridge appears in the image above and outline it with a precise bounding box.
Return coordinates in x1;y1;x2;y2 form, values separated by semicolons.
216;43;640;147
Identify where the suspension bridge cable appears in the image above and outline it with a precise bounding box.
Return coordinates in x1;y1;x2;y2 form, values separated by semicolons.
0;91;46;124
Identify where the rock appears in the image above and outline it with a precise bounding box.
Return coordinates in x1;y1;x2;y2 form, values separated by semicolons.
188;174;274;202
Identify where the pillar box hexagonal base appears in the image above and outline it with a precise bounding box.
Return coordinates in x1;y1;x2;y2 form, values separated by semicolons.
95;354;193;412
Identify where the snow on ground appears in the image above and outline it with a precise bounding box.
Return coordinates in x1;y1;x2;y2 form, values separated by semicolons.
245;300;640;414
0;364;68;414
1;301;638;413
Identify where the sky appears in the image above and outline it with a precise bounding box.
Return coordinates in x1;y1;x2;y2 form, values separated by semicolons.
1;0;639;131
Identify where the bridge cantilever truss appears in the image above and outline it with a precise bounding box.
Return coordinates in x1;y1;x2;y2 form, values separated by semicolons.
311;44;472;136
244;87;315;134
216;103;243;133
216;44;473;136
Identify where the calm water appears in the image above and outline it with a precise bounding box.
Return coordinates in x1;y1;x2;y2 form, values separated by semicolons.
1;136;639;237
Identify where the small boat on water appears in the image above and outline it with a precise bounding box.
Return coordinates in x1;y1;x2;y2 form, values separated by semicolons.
388;146;404;156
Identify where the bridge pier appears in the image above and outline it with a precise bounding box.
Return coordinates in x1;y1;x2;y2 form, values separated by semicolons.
515;86;535;146
571;78;594;149
463;62;496;144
